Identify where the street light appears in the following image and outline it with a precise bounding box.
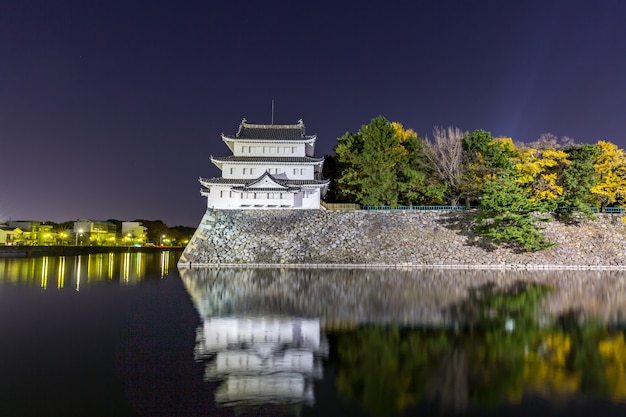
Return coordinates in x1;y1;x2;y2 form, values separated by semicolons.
76;229;83;246
161;235;166;246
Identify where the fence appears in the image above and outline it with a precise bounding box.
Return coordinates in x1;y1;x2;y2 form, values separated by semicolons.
361;205;471;211
320;201;362;210
602;207;625;213
558;206;625;214
322;202;626;213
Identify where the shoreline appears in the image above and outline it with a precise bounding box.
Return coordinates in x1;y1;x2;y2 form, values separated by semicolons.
0;245;183;259
177;262;626;270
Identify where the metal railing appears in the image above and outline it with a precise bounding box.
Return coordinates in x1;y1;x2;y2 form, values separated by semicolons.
322;202;626;213
362;205;471;211
557;206;625;214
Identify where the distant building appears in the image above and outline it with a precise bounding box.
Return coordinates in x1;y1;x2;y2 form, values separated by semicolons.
7;221;54;245
73;219;117;245
0;224;18;245
200;119;329;209
122;221;147;245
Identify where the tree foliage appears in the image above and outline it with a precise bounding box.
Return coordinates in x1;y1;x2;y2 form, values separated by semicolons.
590;141;626;211
514;145;570;203
476;176;554;251
558;144;601;218
333;116;429;206
460;130;515;207
329;118;626;250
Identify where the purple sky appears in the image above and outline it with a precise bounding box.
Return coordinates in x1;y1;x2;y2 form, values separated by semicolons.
2;0;625;227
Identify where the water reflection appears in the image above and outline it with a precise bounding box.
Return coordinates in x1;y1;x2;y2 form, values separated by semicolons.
0;250;179;289
181;267;626;416
197;317;328;406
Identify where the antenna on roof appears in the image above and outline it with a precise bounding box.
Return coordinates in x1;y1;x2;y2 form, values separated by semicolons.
271;99;274;125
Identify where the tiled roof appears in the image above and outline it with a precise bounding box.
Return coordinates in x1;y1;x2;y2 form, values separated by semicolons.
231;187;299;193
210;156;324;163
222;119;316;141
200;177;329;186
200;177;245;184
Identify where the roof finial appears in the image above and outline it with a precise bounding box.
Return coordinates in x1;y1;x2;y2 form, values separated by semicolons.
271;99;274;125
237;118;246;135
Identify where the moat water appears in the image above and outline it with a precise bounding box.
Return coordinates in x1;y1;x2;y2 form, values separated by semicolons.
2;252;626;416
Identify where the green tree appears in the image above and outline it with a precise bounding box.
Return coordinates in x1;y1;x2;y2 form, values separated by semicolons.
167;225;195;245
557;143;601;218
134;219;169;244
334;116;429;206
460;130;515;207
476;175;554;251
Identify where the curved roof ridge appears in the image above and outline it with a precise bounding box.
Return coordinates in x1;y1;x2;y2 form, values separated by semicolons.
210;156;325;163
241;118;304;129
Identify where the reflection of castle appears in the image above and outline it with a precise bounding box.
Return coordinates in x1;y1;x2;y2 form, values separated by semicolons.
195;317;328;406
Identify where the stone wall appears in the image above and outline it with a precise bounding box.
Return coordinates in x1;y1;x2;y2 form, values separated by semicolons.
178;209;626;269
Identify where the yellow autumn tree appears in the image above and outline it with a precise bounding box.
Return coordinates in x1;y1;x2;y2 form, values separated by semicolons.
590;140;626;212
391;121;417;143
514;145;570;203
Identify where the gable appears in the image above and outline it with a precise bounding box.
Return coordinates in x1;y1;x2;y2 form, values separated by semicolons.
244;172;289;190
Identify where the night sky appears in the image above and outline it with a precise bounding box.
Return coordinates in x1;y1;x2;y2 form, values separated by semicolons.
2;0;625;227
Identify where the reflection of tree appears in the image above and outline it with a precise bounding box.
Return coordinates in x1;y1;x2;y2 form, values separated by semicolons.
522;332;581;398
334;282;555;415
181;268;626;414
426;348;468;413
599;333;626;400
335;326;450;417
455;282;550;407
559;313;610;397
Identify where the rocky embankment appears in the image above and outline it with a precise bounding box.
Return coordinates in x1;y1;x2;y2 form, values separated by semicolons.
178;209;626;269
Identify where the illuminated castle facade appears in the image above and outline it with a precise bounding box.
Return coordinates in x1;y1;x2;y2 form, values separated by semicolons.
200;119;329;209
